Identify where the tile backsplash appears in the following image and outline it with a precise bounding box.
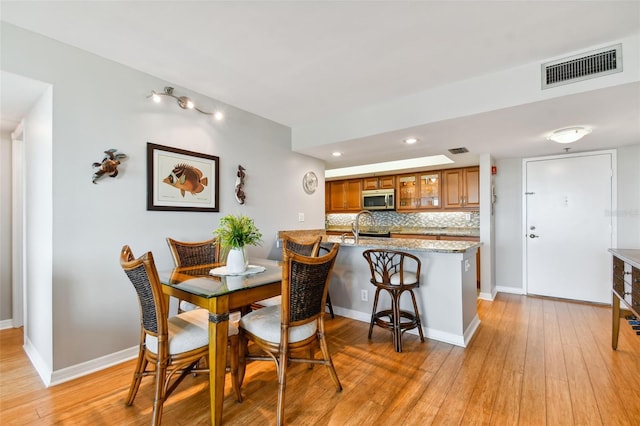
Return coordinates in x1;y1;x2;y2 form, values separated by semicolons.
326;211;480;229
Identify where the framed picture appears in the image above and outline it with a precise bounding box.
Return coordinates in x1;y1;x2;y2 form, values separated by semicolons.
147;142;219;212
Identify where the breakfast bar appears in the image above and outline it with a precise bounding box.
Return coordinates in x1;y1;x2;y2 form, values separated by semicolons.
280;230;481;347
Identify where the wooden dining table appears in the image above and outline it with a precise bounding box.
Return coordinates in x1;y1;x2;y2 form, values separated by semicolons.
158;258;282;425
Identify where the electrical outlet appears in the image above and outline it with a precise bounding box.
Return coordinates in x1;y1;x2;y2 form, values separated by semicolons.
360;289;368;302
465;213;471;221
298;212;305;222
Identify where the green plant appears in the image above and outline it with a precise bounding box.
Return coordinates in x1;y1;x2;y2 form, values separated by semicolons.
214;214;262;249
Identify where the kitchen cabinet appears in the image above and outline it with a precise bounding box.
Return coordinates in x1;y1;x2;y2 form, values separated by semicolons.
397;172;441;211
328;179;362;212
443;167;479;210
325;182;331;212
363;175;395;190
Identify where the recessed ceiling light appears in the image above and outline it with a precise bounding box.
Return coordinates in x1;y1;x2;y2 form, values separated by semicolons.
404;138;418;144
547;126;592;144
332;152;342;157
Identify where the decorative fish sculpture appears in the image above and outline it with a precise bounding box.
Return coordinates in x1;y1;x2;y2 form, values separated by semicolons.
235;165;246;204
163;163;208;197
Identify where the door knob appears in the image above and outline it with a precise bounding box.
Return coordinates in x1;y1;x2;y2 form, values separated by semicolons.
529;234;540;239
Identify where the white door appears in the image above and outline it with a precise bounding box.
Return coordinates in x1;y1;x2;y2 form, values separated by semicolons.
524;151;615;304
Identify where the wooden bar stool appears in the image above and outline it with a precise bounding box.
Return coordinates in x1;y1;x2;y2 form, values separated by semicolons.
362;249;425;352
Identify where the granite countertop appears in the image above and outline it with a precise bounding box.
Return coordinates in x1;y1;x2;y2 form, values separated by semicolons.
324;235;481;253
326;226;480;238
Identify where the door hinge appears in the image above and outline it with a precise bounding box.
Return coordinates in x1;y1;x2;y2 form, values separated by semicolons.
525;192;535;195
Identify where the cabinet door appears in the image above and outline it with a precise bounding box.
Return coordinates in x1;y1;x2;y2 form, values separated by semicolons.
325;182;331;212
418;172;441;209
443;169;464;209
443;167;479;209
397;174;417;210
329;181;347;211
464;167;480;208
362;177;379;190
344;179;362;210
329;179;362;211
379;175;395;189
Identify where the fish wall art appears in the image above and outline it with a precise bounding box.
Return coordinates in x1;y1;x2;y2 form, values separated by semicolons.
163;163;208;197
92;149;127;184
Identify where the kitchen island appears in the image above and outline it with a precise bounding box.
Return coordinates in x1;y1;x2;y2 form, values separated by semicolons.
321;235;481;347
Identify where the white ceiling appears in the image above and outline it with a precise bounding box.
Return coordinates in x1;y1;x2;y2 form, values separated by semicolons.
1;1;639;171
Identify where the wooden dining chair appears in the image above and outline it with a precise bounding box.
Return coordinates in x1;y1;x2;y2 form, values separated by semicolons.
362;249;425;352
120;245;241;426
166;237;220;312
252;235;335;318
238;243;342;425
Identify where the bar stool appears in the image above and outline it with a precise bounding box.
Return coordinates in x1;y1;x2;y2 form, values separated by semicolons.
362;249;425;352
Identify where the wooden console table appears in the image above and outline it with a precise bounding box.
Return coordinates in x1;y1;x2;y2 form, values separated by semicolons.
609;249;640;349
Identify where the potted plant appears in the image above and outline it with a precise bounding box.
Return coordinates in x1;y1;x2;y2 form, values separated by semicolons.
214;214;262;273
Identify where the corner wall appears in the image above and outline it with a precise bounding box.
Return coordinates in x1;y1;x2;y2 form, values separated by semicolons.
1;23;325;384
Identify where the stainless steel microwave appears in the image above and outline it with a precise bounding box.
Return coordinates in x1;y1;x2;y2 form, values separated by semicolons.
362;189;395;211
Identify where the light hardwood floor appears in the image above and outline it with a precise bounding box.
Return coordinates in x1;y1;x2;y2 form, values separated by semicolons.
1;294;639;425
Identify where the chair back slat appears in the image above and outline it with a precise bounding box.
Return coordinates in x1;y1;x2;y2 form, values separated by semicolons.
167;237;219;267
124;263;159;333
283;235;322;257
120;246;166;336
282;243;339;325
363;249;421;286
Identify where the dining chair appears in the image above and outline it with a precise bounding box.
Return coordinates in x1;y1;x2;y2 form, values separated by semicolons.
252;235;335;318
362;249;425;352
120;245;241;426
166;237;220;312
238;243;342;426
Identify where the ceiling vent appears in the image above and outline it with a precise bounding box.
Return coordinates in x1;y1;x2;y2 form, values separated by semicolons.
542;44;622;89
448;147;469;154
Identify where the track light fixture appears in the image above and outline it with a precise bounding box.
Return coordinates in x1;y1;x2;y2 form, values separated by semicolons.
149;87;223;120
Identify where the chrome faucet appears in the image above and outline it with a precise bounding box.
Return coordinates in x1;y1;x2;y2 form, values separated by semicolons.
351;210;375;244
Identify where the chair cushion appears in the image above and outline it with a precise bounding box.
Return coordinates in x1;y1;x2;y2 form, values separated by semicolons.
145;308;239;355
255;295;281;307
239;305;317;344
374;271;418;285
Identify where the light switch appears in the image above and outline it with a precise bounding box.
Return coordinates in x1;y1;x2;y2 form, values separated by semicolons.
298;212;305;222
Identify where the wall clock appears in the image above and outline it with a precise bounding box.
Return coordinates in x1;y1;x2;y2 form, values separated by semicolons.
302;171;318;194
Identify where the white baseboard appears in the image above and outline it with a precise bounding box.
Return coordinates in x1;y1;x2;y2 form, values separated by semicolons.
50;346;138;387
0;319;14;330
496;285;526;295
23;336;51;387
23;335;138;388
332;306;478;348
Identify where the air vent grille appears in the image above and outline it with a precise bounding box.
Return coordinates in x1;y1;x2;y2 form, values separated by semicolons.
542;44;622;89
448;147;469;154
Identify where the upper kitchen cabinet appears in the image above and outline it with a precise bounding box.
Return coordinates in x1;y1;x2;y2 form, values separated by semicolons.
397;172;441;211
443;167;479;210
329;179;362;212
325;182;331;212
363;175;395;190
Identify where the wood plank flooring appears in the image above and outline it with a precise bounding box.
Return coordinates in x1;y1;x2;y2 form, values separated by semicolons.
1;293;639;425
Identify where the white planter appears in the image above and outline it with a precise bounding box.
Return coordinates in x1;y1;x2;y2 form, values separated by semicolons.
226;247;248;274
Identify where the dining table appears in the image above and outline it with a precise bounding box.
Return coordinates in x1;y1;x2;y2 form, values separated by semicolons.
158;258;283;425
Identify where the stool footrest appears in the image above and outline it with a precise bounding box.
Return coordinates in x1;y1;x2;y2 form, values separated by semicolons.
373;309;420;331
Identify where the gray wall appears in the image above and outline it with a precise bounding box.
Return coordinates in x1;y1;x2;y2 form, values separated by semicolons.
1;23;326;381
494;144;640;291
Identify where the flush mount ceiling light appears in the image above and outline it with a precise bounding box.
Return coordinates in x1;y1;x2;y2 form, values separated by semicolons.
332;151;342;157
149;87;223;120
547;126;591;144
404;137;418;144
